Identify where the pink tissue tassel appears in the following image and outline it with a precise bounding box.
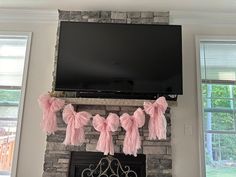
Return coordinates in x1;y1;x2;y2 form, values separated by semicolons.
93;113;119;155
63;104;91;146
120;108;145;156
38;93;65;134
144;96;168;140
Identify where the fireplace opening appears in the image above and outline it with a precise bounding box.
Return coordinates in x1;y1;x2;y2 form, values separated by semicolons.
69;152;146;177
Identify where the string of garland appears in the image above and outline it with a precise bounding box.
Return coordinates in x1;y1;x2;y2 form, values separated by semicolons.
38;93;168;156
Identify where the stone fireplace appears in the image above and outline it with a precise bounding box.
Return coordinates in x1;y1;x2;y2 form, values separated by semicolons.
43;104;171;177
43;10;172;177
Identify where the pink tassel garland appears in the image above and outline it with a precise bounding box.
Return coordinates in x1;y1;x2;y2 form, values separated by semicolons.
144;96;168;140
38;92;169;156
38;93;65;134
63;104;92;146
92;113;119;155
120;108;145;156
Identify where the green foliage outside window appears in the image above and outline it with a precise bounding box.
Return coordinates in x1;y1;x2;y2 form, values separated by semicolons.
202;84;236;163
0;90;21;104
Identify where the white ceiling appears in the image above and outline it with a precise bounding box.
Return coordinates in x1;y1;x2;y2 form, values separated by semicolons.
1;0;236;13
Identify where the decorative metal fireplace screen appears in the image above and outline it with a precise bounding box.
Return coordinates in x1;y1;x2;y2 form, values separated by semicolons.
82;156;137;177
69;152;146;177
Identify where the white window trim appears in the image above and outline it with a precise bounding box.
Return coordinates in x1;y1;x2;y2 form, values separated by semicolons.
195;35;236;177
0;31;32;177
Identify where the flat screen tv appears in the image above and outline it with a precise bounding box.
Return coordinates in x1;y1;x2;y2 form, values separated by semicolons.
55;21;182;100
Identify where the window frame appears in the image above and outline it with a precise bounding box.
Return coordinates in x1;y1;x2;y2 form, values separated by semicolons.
0;31;32;177
195;35;236;177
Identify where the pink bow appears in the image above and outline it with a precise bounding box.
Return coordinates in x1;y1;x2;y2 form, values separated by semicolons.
120;108;145;156
92;113;119;155
38;93;65;134
144;96;168;140
63;104;91;146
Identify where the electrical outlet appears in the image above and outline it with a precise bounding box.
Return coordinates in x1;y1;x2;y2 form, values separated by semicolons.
184;124;193;136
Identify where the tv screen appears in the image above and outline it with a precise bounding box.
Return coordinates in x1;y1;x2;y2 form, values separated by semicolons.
55;21;182;99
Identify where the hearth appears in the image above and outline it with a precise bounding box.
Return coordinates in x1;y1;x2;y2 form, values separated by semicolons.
69;152;146;177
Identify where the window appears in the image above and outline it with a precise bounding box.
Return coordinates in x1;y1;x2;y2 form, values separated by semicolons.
0;33;31;177
197;38;236;177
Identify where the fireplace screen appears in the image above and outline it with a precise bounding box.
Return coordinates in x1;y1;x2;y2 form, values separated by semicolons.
69;152;146;177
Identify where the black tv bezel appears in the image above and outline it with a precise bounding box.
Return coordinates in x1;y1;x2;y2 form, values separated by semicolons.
54;21;183;100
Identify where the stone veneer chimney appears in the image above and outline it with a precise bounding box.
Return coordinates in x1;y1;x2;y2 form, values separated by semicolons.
43;10;172;177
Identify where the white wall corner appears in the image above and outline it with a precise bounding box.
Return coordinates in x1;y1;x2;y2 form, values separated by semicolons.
170;11;236;25
0;9;58;23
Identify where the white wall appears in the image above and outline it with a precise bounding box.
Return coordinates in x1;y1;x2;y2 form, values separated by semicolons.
171;23;236;177
2;14;236;177
0;21;57;177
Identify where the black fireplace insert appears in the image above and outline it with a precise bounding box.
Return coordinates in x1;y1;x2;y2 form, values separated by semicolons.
69;152;146;177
